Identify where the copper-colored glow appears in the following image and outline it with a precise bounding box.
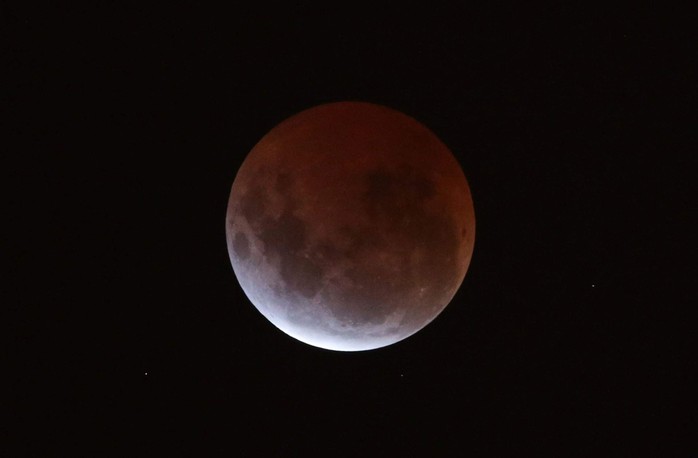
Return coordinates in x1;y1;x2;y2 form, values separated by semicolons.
226;102;475;351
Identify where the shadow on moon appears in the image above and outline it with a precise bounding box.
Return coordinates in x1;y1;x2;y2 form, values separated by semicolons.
226;101;475;351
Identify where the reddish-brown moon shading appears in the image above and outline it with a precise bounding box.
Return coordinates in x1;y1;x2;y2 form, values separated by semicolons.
226;102;475;351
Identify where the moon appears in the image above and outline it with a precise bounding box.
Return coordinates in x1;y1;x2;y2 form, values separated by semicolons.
225;102;475;351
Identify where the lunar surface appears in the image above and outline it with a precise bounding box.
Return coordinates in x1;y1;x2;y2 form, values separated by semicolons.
226;102;475;351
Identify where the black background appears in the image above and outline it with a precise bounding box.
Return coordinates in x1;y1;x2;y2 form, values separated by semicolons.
7;3;693;456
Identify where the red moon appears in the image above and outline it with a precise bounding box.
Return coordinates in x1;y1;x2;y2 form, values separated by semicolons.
226;102;475;351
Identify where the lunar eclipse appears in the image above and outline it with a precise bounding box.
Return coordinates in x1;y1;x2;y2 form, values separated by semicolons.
226;102;475;351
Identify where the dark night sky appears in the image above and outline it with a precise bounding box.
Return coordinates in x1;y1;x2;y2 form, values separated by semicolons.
7;3;693;456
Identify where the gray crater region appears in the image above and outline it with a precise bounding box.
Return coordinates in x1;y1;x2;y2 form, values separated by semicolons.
226;102;475;351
